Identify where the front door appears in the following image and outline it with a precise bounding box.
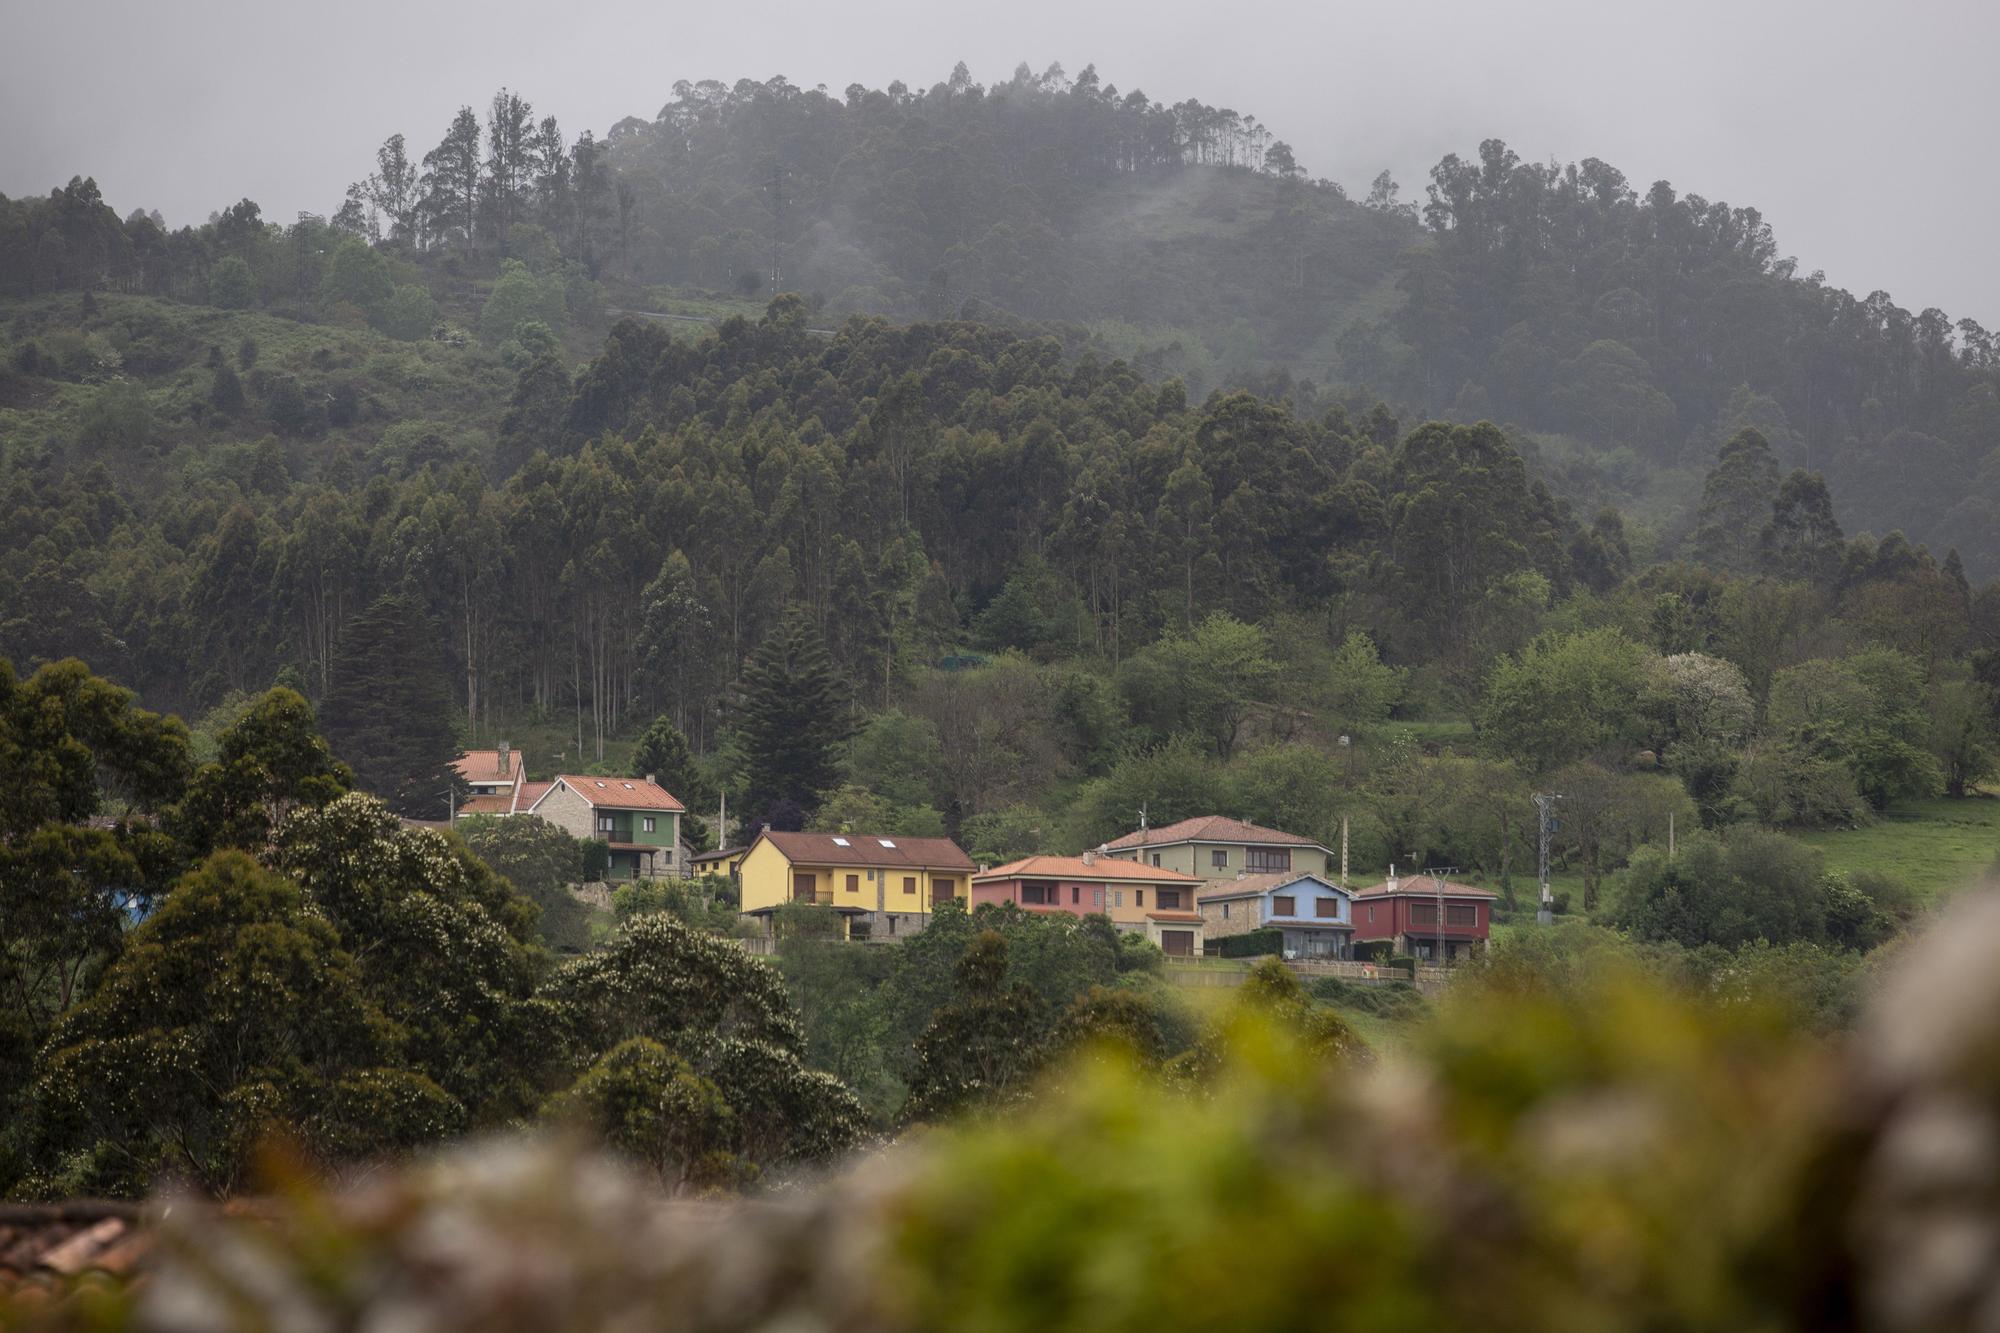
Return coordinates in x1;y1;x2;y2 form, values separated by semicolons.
793;873;817;903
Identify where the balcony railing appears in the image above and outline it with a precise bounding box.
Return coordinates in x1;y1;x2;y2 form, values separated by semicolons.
792;890;834;906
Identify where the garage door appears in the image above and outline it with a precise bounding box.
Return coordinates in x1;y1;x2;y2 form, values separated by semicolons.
1161;930;1194;957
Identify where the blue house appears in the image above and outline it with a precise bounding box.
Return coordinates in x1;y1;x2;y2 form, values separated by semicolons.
1197;871;1356;959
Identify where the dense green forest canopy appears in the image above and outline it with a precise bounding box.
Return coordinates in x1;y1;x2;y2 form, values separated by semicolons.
4;63;1995;568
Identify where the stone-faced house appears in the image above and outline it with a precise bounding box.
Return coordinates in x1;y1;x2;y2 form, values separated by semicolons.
528;775;685;880
1198;871;1356;959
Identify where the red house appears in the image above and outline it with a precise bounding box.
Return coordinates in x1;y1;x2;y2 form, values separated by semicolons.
1350;868;1497;963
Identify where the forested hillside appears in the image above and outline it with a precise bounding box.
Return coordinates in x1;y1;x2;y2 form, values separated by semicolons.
5;66;1996;567
9;54;2000;1242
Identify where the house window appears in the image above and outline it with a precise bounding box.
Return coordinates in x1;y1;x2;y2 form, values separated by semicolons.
1272;895;1297;916
1072;886;1081;905
903;876;917;895
846;874;860;894
1022;883;1058;906
1113;890;1123;908
1093;889;1103;908
1367;904;1376;923
1211;849;1228;868
1246;848;1291;873
1315;898;1341;918
1150;853;1162;867
597;814;614;833
1157;889;1182;910
1446;904;1478;927
1135;889;1144;908
1412;903;1439;926
642;816;656;833
1222;903;1230;919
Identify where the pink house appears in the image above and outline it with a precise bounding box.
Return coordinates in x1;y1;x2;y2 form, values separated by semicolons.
971;853;1206;956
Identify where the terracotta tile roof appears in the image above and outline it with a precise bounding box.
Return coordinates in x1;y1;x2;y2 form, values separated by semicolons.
1103;815;1323;851
974;855;1203;884
453;749;525;784
1197;870;1350;902
1353;876;1499;899
1144;911;1205;924
517;781;552;809
0;1202;147;1288
760;830;974;871
457;794;516;817
548;776;686;813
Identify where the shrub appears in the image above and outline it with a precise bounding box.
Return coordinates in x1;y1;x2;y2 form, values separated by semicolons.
1217;928;1282;958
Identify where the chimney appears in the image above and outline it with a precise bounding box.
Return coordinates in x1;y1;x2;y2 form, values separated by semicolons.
1081;850;1095;866
645;773;656;785
497;739;510;776
1388;863;1398;893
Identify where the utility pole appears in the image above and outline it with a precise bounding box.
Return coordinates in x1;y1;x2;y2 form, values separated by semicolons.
761;163;789;299
1424;866;1460;966
1533;793;1562;926
294;211;323;322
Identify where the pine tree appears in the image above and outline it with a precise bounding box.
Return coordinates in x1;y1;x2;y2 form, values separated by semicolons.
734;611;855;818
321;593;464;817
630;714;713;850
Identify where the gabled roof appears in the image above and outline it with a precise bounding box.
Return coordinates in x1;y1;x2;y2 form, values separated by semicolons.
517;781;552;810
691;845;747;863
1103;815;1323;851
456;794;516;817
453;749;524;785
1353;875;1499;900
758;830;974;871
974;855;1204;884
1197;871;1352;903
543;776;685;813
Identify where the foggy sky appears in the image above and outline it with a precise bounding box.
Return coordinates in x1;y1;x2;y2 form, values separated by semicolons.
3;0;1994;325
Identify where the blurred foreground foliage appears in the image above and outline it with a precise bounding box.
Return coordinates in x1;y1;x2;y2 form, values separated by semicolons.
11;890;2000;1332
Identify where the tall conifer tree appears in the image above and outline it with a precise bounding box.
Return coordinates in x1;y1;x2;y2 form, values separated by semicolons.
321;593;463;818
734;612;854;819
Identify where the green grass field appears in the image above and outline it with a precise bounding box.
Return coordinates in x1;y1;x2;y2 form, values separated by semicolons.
1798;794;2000;901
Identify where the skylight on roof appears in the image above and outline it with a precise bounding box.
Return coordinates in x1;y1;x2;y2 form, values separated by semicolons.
878;838;896;848
831;836;851;846
622;782;634;789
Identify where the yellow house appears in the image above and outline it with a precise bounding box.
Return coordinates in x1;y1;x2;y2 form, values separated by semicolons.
738;830;975;940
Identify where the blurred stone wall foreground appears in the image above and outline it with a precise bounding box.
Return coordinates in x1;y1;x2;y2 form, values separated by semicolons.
12;882;2000;1333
